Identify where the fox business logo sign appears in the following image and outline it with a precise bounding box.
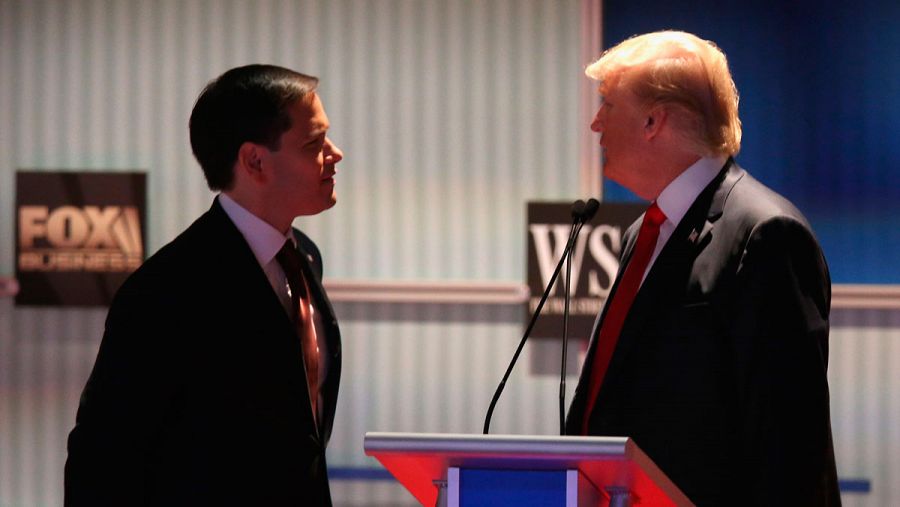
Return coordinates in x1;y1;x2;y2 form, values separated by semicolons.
526;202;645;340
15;171;146;306
19;205;143;272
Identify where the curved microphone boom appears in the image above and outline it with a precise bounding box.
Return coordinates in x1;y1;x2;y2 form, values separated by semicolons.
483;199;590;435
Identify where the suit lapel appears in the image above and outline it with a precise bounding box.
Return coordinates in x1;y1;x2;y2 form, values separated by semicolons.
208;199;319;430
572;219;641;401
596;160;744;399
293;239;338;332
290;232;342;440
209;198;298;336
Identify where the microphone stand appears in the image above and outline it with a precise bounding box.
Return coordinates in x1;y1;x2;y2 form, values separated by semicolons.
483;201;586;435
558;219;585;435
558;198;598;435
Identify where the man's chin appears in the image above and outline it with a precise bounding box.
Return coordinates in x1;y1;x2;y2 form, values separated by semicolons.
295;197;336;217
317;195;337;213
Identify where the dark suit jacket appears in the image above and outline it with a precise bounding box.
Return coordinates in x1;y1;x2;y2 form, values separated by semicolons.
566;160;840;506
65;198;341;506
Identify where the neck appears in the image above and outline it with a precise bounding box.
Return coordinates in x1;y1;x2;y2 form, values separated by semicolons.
642;151;702;201
223;190;292;234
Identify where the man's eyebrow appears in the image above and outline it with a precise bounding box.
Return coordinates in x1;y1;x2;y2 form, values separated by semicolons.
306;124;329;139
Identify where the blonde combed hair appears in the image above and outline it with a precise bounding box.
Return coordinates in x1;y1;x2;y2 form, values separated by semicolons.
587;31;742;157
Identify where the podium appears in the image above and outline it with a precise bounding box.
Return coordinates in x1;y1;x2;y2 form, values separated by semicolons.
364;432;693;507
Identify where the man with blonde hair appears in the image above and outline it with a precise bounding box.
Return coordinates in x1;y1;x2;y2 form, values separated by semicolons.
566;31;840;505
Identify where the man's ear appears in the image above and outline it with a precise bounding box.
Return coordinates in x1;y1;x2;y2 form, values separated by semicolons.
236;142;267;183
644;106;667;140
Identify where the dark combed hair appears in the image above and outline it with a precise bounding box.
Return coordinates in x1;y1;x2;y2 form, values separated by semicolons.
189;64;319;190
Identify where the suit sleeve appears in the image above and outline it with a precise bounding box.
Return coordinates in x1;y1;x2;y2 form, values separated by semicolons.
64;283;184;506
726;216;838;505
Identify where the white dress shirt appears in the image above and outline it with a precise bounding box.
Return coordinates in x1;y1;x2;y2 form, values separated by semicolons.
641;155;727;284
219;193;328;420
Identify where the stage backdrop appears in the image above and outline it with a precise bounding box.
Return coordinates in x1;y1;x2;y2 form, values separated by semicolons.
0;1;582;506
0;1;897;506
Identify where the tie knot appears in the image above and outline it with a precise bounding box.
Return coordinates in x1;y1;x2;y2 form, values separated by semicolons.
276;240;302;276
276;239;293;257
644;202;667;228
276;240;309;301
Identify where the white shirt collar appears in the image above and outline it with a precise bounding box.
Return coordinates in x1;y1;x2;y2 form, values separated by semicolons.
218;193;293;266
655;155;727;227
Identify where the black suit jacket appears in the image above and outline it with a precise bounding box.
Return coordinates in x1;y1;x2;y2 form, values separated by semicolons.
566;160;840;506
65;198;341;506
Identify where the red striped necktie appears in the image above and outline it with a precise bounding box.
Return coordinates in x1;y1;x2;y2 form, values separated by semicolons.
276;241;320;423
582;202;666;434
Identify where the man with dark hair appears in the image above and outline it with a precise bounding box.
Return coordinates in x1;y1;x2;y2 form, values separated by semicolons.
65;64;344;506
566;32;840;505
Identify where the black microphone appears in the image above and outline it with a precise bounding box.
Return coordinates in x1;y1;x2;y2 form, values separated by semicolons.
558;197;598;434
570;199;586;220
582;198;600;221
483;199;588;435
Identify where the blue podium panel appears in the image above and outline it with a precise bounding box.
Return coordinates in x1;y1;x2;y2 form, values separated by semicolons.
459;469;567;507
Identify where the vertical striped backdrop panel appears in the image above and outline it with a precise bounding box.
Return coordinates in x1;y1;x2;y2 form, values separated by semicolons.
0;1;582;506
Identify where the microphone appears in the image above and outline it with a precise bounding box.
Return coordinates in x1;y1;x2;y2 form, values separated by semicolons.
581;198;600;221
570;199;586;220
483;199;591;435
558;197;598;434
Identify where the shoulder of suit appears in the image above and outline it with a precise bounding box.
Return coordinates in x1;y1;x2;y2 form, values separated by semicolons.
722;168;813;231
112;205;235;306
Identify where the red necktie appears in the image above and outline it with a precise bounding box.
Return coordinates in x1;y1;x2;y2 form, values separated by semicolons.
581;202;666;435
276;242;320;423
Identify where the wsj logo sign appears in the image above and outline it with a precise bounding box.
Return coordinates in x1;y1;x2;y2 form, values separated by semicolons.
530;223;622;305
19;205;143;272
526;202;644;339
15;171;146;306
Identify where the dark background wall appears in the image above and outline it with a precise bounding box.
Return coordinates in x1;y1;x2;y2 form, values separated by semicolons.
602;0;900;283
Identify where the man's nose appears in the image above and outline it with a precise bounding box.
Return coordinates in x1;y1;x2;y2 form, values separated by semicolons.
590;111;603;132
325;138;343;163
